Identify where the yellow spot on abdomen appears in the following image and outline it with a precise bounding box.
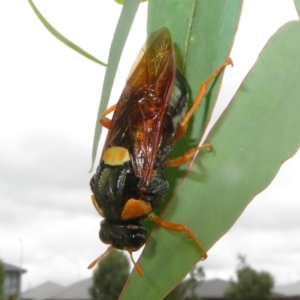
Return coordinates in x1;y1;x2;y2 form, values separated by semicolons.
103;147;130;166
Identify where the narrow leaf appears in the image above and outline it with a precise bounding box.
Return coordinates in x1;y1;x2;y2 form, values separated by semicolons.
294;0;300;18
28;0;106;66
120;1;242;299
146;0;243;219
90;0;140;171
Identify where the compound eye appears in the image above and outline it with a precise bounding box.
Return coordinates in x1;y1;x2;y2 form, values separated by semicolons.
128;226;147;250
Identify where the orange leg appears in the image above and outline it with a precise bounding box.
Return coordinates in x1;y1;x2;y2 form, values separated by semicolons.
128;251;144;277
148;213;207;260
174;58;233;141
87;245;144;277
164;142;212;167
87;245;113;269
100;104;117;129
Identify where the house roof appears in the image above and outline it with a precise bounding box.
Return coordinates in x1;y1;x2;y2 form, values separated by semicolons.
21;278;92;300
22;281;65;300
4;262;27;273
186;278;230;298
186;278;287;299
52;278;92;300
22;276;299;300
273;280;300;297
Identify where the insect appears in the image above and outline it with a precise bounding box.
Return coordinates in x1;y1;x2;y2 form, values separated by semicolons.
89;28;232;276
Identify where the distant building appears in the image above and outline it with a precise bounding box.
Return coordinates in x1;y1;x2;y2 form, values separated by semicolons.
273;281;300;300
21;278;92;300
3;262;26;300
22;282;65;300
20;277;300;300
184;278;287;300
51;278;92;300
185;278;230;300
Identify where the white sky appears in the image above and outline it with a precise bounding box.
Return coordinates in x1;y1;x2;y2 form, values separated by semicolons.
0;0;299;292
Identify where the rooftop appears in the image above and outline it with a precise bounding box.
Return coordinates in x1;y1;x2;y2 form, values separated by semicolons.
22;281;65;300
4;262;27;273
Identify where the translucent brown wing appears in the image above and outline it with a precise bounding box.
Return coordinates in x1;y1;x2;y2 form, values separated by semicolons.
102;28;176;188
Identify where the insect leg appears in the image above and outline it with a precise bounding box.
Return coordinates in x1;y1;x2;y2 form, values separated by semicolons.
87;245;113;269
128;251;144;277
148;213;207;260
164;143;212;167
174;58;233;141
87;246;144;276
100;104;117;128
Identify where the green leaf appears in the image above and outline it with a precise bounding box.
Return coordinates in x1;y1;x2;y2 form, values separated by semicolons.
28;0;106;66
124;19;300;299
90;0;140;171
145;0;243;221
144;0;242;238
294;0;300;19
120;1;242;299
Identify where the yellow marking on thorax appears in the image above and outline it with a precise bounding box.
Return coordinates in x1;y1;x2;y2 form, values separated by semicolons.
121;199;152;220
103;147;130;166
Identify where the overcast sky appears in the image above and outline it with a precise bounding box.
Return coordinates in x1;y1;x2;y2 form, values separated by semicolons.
1;0;300;292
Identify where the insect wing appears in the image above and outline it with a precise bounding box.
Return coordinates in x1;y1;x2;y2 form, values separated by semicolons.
103;28;176;187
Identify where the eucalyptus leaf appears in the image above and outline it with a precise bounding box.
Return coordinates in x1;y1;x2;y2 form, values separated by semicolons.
27;0;106;66
295;0;300;18
122;20;300;300
120;1;242;299
90;0;140;171
145;0;243;221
